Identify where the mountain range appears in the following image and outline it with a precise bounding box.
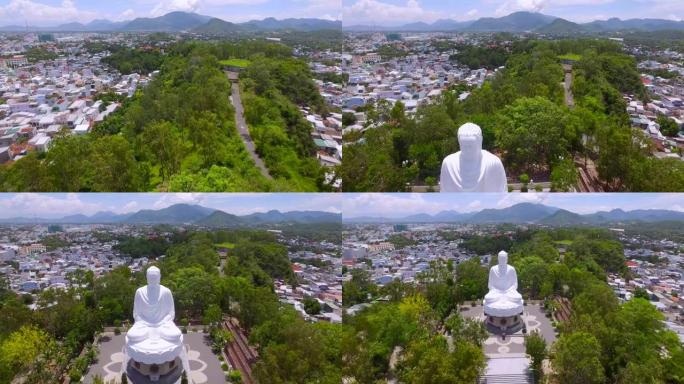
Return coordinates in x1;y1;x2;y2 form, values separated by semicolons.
0;204;341;226
345;203;684;225
0;12;341;33
344;11;684;33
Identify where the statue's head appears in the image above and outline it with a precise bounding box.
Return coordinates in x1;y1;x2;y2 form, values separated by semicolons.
498;251;508;267
146;266;161;286
457;123;483;156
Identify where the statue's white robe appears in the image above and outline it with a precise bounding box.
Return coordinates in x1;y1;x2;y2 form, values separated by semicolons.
125;285;183;365
440;150;507;193
483;265;524;317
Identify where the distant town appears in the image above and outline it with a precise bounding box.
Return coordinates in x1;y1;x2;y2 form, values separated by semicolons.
0;221;342;324
342;33;494;124
0;33;151;161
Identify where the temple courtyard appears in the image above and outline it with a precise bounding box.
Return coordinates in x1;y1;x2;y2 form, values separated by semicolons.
461;302;557;355
83;331;226;384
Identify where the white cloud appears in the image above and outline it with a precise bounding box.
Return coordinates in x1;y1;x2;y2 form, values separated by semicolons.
176;0;339;23
343;193;452;218
119;201;140;214
204;0;268;3
151;0;201;16
0;0;99;26
225;205;268;215
631;0;684;20
466;8;479;17
152;193;208;209
496;193;548;208
343;0;440;25
494;0;615;16
119;8;136;20
466;200;482;211
284;194;343;213
0;193;104;218
302;0;342;20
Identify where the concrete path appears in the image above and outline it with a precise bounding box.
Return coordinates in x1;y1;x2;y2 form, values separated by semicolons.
563;64;575;108
226;72;273;180
410;183;552;193
85;332;226;384
460;303;557;356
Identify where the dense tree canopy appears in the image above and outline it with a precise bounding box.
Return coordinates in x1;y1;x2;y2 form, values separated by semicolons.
0;41;328;192
240;56;331;191
101;46;164;75
451;45;510;70
552;332;606;384
342;263;487;383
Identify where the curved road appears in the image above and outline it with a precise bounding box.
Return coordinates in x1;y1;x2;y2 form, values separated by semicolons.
227;71;273;180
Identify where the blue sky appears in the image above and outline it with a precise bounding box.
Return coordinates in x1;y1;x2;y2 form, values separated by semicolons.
3;1;680;27
342;0;684;26
0;0;341;26
342;193;684;218
0;193;342;219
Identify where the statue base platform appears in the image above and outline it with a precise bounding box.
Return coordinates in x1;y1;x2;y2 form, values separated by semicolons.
126;358;183;384
122;343;192;384
485;314;524;335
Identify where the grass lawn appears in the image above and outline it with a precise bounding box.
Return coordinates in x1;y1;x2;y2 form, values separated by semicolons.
219;59;251;68
215;242;235;249
555;239;574;246
558;54;582;62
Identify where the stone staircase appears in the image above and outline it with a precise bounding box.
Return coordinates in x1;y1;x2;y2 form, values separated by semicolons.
477;373;534;384
223;317;258;384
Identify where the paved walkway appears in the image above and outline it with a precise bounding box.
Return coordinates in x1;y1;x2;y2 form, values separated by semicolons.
461;303;557;355
563;64;575;108
226;71;273;180
410;183;552;193
84;332;226;384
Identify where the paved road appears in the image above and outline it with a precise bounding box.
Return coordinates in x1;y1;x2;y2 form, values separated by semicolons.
227;72;273;180
563;64;575;108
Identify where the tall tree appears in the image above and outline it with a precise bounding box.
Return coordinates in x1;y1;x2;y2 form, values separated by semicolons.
525;331;547;383
141;121;183;183
90;135;145;191
495;97;574;173
552;332;605;384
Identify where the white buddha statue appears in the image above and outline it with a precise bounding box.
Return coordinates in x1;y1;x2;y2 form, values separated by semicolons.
440;123;507;193
483;251;523;317
125;266;183;366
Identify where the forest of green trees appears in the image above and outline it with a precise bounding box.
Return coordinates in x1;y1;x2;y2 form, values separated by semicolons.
100;46;164;75
341;227;684;383
0;41;328;192
240;55;329;191
0;229;341;383
341;39;684;192
341;259;488;383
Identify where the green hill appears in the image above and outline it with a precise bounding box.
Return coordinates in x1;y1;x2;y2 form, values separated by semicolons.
537;18;586;34
123;11;211;31
192;18;243;35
